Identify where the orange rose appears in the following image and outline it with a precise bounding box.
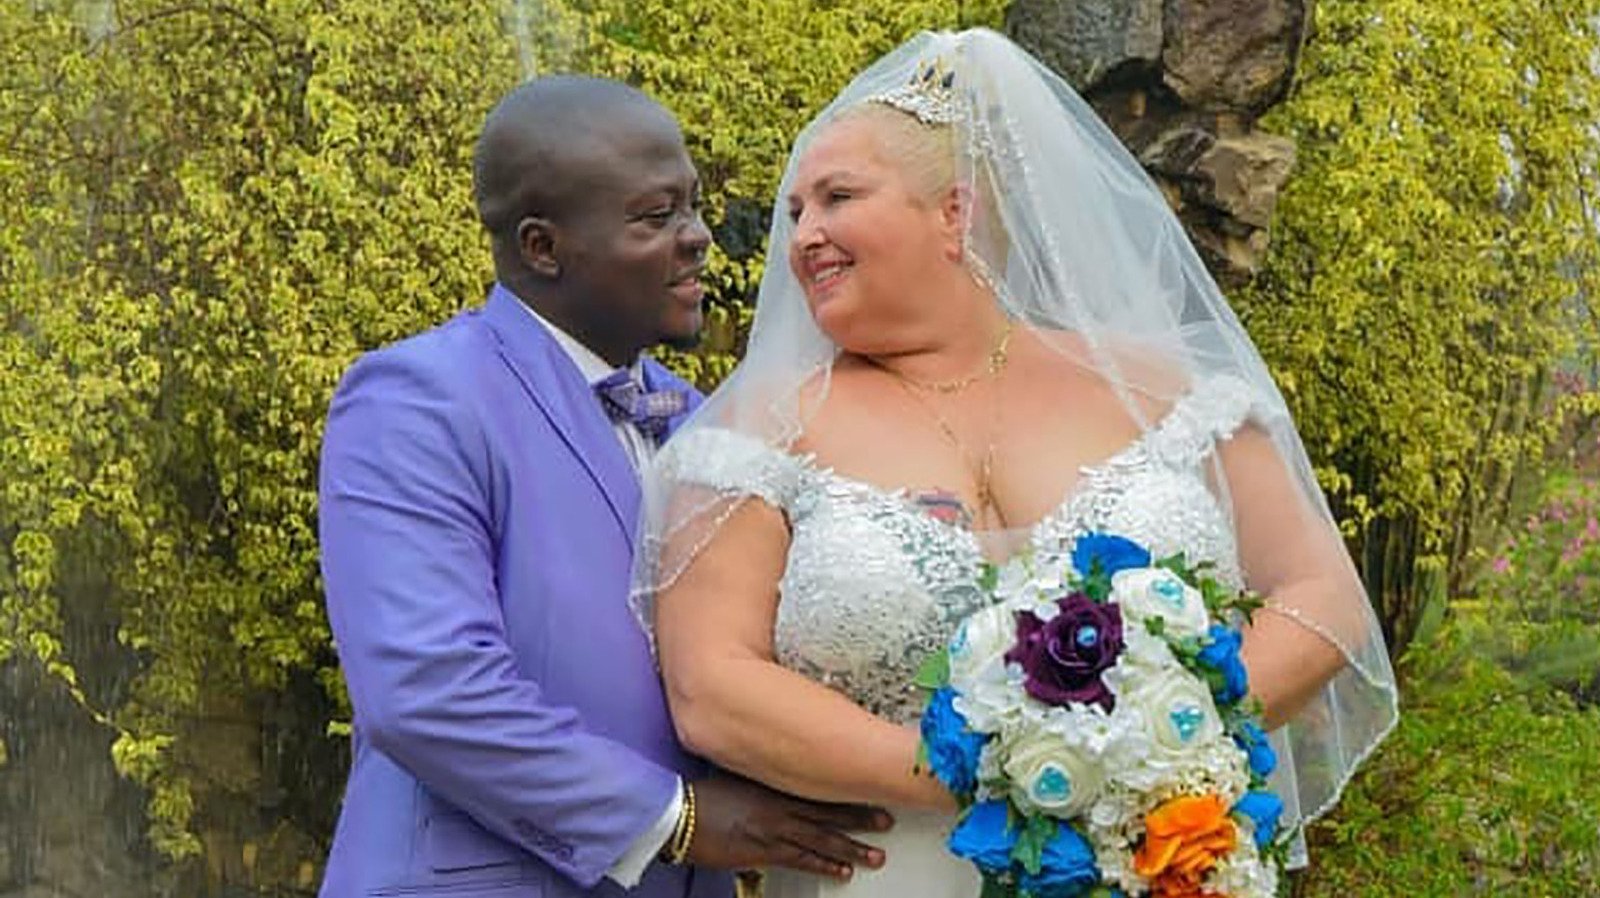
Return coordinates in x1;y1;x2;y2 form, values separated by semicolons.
1133;794;1238;898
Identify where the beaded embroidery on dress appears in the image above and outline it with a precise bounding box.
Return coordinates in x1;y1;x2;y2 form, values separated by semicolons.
656;374;1257;729
653;376;1260;898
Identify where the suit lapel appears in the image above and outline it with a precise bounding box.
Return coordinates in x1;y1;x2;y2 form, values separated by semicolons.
480;285;641;547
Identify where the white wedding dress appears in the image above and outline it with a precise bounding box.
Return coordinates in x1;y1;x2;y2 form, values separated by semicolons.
658;376;1259;898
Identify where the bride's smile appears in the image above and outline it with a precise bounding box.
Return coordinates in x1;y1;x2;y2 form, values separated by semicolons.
785;114;971;355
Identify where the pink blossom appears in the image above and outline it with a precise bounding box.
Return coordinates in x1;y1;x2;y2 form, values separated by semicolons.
1563;537;1585;564
1492;556;1511;575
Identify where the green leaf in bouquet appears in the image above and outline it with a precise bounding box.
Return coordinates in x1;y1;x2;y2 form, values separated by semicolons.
1261;819;1301;870
1163;628;1202;664
1012;814;1057;876
979;876;1014;898
1143;616;1168;639
1082;567;1112;603
979;562;1001;593
913;649;951;690
1155;551;1191;581
1199;578;1232;615
1231;587;1266;621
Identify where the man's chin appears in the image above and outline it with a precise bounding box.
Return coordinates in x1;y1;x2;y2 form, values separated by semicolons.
657;329;703;353
657;312;705;352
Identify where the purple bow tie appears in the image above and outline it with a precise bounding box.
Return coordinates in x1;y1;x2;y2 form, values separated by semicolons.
594;369;687;441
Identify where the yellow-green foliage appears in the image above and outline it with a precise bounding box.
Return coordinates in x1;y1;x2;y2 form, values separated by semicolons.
0;0;1001;867
3;0;521;859
1239;1;1600;647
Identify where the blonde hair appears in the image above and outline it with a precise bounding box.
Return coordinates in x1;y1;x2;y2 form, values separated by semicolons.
829;102;1008;278
831;102;957;203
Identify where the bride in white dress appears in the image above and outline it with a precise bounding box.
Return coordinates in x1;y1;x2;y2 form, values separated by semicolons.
634;29;1398;898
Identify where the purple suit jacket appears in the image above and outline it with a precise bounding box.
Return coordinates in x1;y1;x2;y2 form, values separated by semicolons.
317;285;729;898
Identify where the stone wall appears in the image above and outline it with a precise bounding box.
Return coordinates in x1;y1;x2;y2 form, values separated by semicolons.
1007;0;1310;285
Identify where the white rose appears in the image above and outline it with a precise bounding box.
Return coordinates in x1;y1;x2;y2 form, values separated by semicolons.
948;604;1016;687
1000;718;1106;819
1111;568;1212;640
1119;664;1223;760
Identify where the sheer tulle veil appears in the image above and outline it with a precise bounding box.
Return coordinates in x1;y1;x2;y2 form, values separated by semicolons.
632;27;1398;864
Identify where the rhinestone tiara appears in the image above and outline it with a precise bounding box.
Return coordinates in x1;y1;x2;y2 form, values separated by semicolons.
865;57;963;126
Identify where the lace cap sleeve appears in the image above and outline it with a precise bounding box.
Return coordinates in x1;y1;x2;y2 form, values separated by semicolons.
653;427;807;512
1147;374;1264;466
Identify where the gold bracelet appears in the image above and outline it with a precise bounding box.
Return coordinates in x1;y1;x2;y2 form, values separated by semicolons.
677;782;698;862
662;782;697;865
669;782;697;864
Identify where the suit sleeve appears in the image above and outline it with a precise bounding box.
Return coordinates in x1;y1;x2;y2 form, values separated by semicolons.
318;349;677;888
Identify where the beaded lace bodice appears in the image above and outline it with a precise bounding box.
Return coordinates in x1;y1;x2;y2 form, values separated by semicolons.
657;376;1260;725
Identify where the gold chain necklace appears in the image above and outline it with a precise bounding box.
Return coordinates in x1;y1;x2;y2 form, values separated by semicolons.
879;321;1014;523
893;320;1015;394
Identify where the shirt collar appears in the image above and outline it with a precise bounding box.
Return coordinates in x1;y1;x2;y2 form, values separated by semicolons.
509;286;642;385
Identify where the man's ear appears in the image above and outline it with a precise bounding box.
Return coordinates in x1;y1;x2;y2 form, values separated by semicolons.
517;215;560;279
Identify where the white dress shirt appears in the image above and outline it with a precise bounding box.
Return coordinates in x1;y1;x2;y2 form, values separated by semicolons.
522;304;659;472
519;301;685;886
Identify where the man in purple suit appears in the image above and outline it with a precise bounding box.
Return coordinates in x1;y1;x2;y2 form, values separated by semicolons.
317;77;888;898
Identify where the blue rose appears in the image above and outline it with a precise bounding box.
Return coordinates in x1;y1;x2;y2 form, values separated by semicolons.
948;800;1019;873
1233;791;1285;849
1233;720;1277;779
1017;823;1100;898
1197;624;1250;703
1071;533;1152;578
921;687;988;797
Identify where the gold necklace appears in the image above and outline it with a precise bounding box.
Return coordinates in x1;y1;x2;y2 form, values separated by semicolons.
894;320;1015;394
880;321;1014;523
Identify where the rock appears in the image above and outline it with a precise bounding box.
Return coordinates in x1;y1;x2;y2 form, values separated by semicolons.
1006;0;1311;284
1198;132;1295;228
1144;126;1296;228
1162;0;1309;112
1181;211;1275;287
1005;0;1164;90
1139;120;1218;177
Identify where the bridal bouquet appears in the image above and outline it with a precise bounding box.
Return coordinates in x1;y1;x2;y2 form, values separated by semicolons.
915;534;1287;898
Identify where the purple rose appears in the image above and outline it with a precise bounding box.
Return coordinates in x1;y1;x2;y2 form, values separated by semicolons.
1006;593;1124;710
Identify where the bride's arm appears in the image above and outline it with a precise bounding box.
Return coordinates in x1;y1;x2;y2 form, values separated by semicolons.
1219;425;1374;730
655;497;956;812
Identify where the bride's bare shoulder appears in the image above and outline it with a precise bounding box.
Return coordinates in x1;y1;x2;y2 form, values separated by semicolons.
1018;326;1192;418
791;355;890;445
